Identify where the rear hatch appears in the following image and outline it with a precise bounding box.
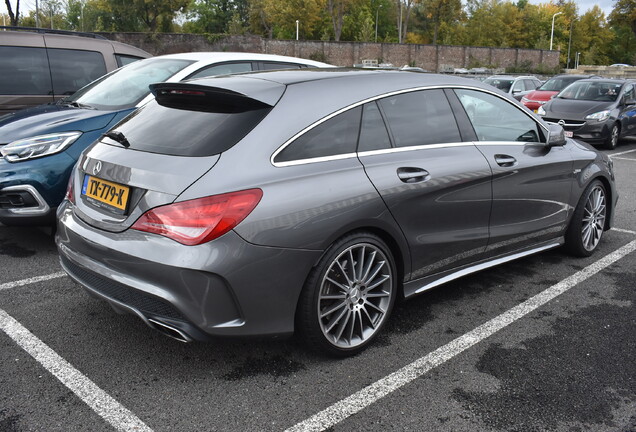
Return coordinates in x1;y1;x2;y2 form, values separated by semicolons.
71;78;285;232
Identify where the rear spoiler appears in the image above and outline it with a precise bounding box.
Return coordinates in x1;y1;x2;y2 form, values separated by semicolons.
150;83;274;114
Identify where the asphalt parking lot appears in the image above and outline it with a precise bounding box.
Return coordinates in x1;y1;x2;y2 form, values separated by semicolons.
1;143;635;432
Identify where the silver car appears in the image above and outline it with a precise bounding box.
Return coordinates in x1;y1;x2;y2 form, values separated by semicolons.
56;69;617;356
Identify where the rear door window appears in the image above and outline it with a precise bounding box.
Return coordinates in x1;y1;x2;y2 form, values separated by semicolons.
48;48;107;96
377;89;462;147
358;102;391;152
0;46;52;95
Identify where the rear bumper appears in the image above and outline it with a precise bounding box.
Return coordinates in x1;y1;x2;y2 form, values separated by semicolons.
56;202;322;341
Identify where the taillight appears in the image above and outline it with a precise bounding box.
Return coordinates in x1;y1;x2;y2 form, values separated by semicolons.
65;174;75;205
131;189;263;246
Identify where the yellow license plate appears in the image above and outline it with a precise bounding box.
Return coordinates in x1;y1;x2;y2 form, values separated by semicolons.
81;175;130;212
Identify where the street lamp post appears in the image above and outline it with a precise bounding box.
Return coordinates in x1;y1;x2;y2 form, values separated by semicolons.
375;5;383;43
550;11;563;51
296;20;299;41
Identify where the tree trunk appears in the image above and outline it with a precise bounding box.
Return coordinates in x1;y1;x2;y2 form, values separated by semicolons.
5;0;20;26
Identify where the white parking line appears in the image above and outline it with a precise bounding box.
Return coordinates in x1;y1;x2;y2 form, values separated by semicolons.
0;272;67;292
612;227;636;235
609;148;636;158
0;309;153;432
286;239;636;432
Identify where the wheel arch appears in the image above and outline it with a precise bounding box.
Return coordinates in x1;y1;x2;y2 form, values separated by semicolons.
593;174;614;231
294;225;410;328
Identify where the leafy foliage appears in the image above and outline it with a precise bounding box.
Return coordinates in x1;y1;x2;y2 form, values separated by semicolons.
2;0;632;65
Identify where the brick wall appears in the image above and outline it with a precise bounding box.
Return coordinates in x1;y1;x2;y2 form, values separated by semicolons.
99;32;559;72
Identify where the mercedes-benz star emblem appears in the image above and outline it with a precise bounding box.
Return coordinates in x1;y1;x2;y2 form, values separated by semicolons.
93;161;102;176
558;120;565;126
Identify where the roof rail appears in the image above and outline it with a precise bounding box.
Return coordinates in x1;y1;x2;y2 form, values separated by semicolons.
0;26;107;40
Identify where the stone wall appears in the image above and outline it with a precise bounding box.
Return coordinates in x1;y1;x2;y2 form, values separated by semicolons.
99;32;560;72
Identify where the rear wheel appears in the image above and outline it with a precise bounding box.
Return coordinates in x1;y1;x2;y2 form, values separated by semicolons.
565;180;607;257
297;232;397;357
604;123;620;150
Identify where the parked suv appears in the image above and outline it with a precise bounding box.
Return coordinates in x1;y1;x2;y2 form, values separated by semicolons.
0;52;332;225
484;75;542;100
0;26;151;114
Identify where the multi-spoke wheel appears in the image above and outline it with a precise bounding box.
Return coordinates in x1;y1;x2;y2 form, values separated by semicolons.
297;232;397;356
604;123;620;150
565;180;607;257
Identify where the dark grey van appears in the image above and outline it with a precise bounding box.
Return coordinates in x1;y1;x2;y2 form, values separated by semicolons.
0;27;150;114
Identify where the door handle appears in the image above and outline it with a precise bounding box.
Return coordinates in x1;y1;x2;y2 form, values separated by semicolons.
495;154;517;167
397;167;430;183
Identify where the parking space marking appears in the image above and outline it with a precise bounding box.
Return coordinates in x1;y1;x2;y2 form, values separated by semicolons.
0;309;153;432
0;272;67;292
609;149;636;158
613;227;636;235
286;239;636;432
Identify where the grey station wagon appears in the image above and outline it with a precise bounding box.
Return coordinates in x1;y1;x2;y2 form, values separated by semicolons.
56;69;617;356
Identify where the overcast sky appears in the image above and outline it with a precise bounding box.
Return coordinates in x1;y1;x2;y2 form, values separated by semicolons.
1;0;618;23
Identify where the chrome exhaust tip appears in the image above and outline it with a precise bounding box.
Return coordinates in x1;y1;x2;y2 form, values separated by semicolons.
147;318;193;343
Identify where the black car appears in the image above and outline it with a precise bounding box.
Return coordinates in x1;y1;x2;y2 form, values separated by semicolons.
538;78;636;149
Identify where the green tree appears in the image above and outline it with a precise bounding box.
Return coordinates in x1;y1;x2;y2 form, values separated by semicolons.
609;0;636;38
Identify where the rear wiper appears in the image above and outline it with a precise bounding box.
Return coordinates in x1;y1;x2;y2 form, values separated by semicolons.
103;131;130;148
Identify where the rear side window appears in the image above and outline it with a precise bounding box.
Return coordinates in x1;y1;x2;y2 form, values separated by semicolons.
188;62;253;79
378;89;461;147
274;107;361;163
110;100;271;157
0;46;52;95
48;48;107;96
115;54;144;67
261;62;304;70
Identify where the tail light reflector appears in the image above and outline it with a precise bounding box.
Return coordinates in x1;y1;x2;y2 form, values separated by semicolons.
65;174;75;205
131;189;262;246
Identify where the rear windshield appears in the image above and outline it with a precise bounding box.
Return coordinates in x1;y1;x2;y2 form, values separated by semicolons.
107;100;270;157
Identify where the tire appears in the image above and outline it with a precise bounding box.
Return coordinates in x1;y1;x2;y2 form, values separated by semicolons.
297;232;397;357
564;180;607;257
604;123;620;150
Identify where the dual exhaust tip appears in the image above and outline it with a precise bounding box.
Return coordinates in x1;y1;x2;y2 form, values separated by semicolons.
147;318;193;343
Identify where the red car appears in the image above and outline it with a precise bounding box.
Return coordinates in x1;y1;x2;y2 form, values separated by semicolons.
521;74;598;112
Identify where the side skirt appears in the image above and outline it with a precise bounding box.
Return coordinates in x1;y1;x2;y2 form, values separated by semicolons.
403;238;564;298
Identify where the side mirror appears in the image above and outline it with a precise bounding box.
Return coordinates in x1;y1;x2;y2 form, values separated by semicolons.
625;98;636;106
547;123;567;147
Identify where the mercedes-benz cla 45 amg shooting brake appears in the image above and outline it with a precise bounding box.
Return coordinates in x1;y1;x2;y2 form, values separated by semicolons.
56;69;617;356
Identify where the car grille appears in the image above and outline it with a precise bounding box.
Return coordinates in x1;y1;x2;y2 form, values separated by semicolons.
543;118;587;132
61;255;185;320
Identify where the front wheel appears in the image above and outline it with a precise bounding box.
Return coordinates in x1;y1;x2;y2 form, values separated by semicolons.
565;180;607;257
297;233;397;357
604;123;620;150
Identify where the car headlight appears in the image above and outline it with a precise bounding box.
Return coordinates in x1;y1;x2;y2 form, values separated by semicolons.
1;132;82;162
537;106;546;116
585;110;611;122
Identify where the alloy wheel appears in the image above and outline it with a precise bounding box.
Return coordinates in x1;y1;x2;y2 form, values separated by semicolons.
317;243;393;349
581;185;606;252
